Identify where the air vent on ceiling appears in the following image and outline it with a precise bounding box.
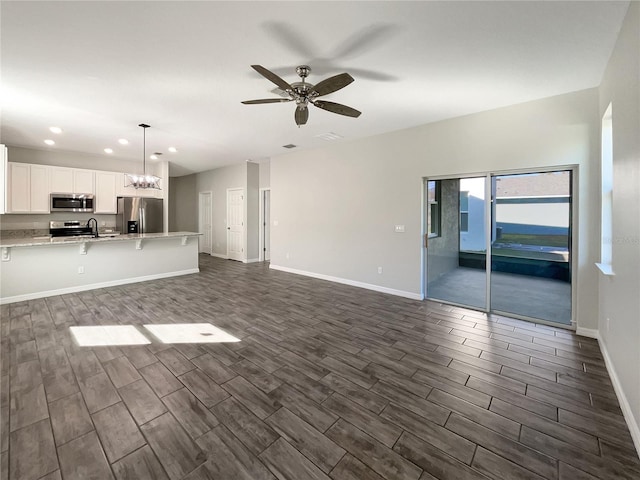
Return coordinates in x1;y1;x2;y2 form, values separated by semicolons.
315;132;343;141
282;144;297;149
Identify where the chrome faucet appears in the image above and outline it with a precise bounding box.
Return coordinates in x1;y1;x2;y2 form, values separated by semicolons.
87;218;99;238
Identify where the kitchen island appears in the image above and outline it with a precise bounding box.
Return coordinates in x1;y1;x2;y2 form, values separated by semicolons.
0;232;201;304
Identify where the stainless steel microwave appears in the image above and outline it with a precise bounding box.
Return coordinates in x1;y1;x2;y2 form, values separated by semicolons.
50;193;94;212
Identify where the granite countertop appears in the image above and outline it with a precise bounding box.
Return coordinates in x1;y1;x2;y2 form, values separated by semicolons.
0;232;202;248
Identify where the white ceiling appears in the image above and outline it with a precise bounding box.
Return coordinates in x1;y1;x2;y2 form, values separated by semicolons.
0;1;629;176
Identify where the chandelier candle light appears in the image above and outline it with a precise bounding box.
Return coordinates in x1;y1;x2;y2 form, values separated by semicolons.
125;123;161;190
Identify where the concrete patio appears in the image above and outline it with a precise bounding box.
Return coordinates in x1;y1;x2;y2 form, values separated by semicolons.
427;266;572;325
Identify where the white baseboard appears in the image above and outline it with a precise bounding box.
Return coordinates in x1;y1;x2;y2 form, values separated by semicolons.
0;268;200;305
595;332;640;457
210;253;228;259
575;327;598;339
269;264;423;301
244;258;260;264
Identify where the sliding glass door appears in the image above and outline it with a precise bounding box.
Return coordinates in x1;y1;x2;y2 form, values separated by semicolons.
490;171;572;324
425;176;487;310
424;168;573;326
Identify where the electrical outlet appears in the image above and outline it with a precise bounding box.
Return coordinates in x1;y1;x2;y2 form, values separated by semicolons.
78;266;85;274
394;225;405;233
378;266;383;274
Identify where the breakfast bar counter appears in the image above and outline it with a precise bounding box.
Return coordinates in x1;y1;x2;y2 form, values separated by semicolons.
0;232;202;304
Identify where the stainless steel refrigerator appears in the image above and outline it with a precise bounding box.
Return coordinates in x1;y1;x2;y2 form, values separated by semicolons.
116;197;164;234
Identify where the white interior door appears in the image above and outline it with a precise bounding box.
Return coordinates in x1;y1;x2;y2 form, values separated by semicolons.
227;188;244;261
199;192;212;254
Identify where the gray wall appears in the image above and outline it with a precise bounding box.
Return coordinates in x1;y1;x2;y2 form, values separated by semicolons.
259;160;270;189
427;179;460;284
271;87;599;327
246;162;260;261
169;163;263;261
169;175;197;232
597;2;640;451
194;163;246;258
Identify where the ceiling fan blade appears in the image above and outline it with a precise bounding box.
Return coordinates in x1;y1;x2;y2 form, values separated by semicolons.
312;73;354;97
262;22;316;59
251;65;292;91
312;100;361;118
242;98;293;104
295;107;309;126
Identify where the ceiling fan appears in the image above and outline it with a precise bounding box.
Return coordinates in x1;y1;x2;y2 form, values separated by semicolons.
242;65;362;126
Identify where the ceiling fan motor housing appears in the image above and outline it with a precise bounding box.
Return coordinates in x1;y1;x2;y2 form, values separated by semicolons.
296;65;311;78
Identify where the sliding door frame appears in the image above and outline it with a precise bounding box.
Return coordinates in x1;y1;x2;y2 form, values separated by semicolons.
422;165;578;330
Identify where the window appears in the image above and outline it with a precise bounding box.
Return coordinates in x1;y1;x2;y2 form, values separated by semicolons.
427;180;441;237
598;103;613;274
460;191;469;232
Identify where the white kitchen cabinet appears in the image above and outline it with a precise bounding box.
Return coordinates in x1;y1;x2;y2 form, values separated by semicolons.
8;163;29;212
95;171;118;213
50;166;94;194
0;144;7;214
74;169;94;193
29;165;50;213
8;162;50;213
50;167;73;193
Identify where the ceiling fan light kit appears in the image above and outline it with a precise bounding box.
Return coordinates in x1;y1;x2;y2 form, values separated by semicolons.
242;65;362;126
125;123;162;190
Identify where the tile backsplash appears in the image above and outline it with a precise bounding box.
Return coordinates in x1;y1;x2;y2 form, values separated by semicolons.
0;213;117;237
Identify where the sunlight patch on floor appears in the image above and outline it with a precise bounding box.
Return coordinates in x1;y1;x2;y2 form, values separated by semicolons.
143;323;241;344
70;325;151;346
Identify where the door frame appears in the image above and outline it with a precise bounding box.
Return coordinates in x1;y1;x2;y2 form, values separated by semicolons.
422;165;578;330
259;188;271;262
198;191;213;255
226;187;245;261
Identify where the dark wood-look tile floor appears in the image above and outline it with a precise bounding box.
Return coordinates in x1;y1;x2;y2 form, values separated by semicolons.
1;255;639;480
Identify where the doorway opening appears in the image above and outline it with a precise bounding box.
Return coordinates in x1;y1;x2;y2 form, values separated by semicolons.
424;168;574;327
198;191;212;255
259;188;271;261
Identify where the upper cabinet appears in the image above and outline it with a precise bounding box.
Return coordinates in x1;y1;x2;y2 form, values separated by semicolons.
0;145;7;214
7;162;50;213
74;169;95;193
95;171;118;214
50;167;95;194
30;165;50;212
3;159;165;214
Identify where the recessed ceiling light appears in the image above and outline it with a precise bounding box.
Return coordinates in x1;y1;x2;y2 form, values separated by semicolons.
44;139;55;146
104;148;114;154
168;147;177;153
282;144;297;149
49;126;63;134
118;138;129;145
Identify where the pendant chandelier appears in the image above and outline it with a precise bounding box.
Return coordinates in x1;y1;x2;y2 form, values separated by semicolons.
125;123;161;190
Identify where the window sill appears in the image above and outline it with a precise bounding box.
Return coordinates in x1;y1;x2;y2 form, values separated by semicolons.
595;263;615;276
